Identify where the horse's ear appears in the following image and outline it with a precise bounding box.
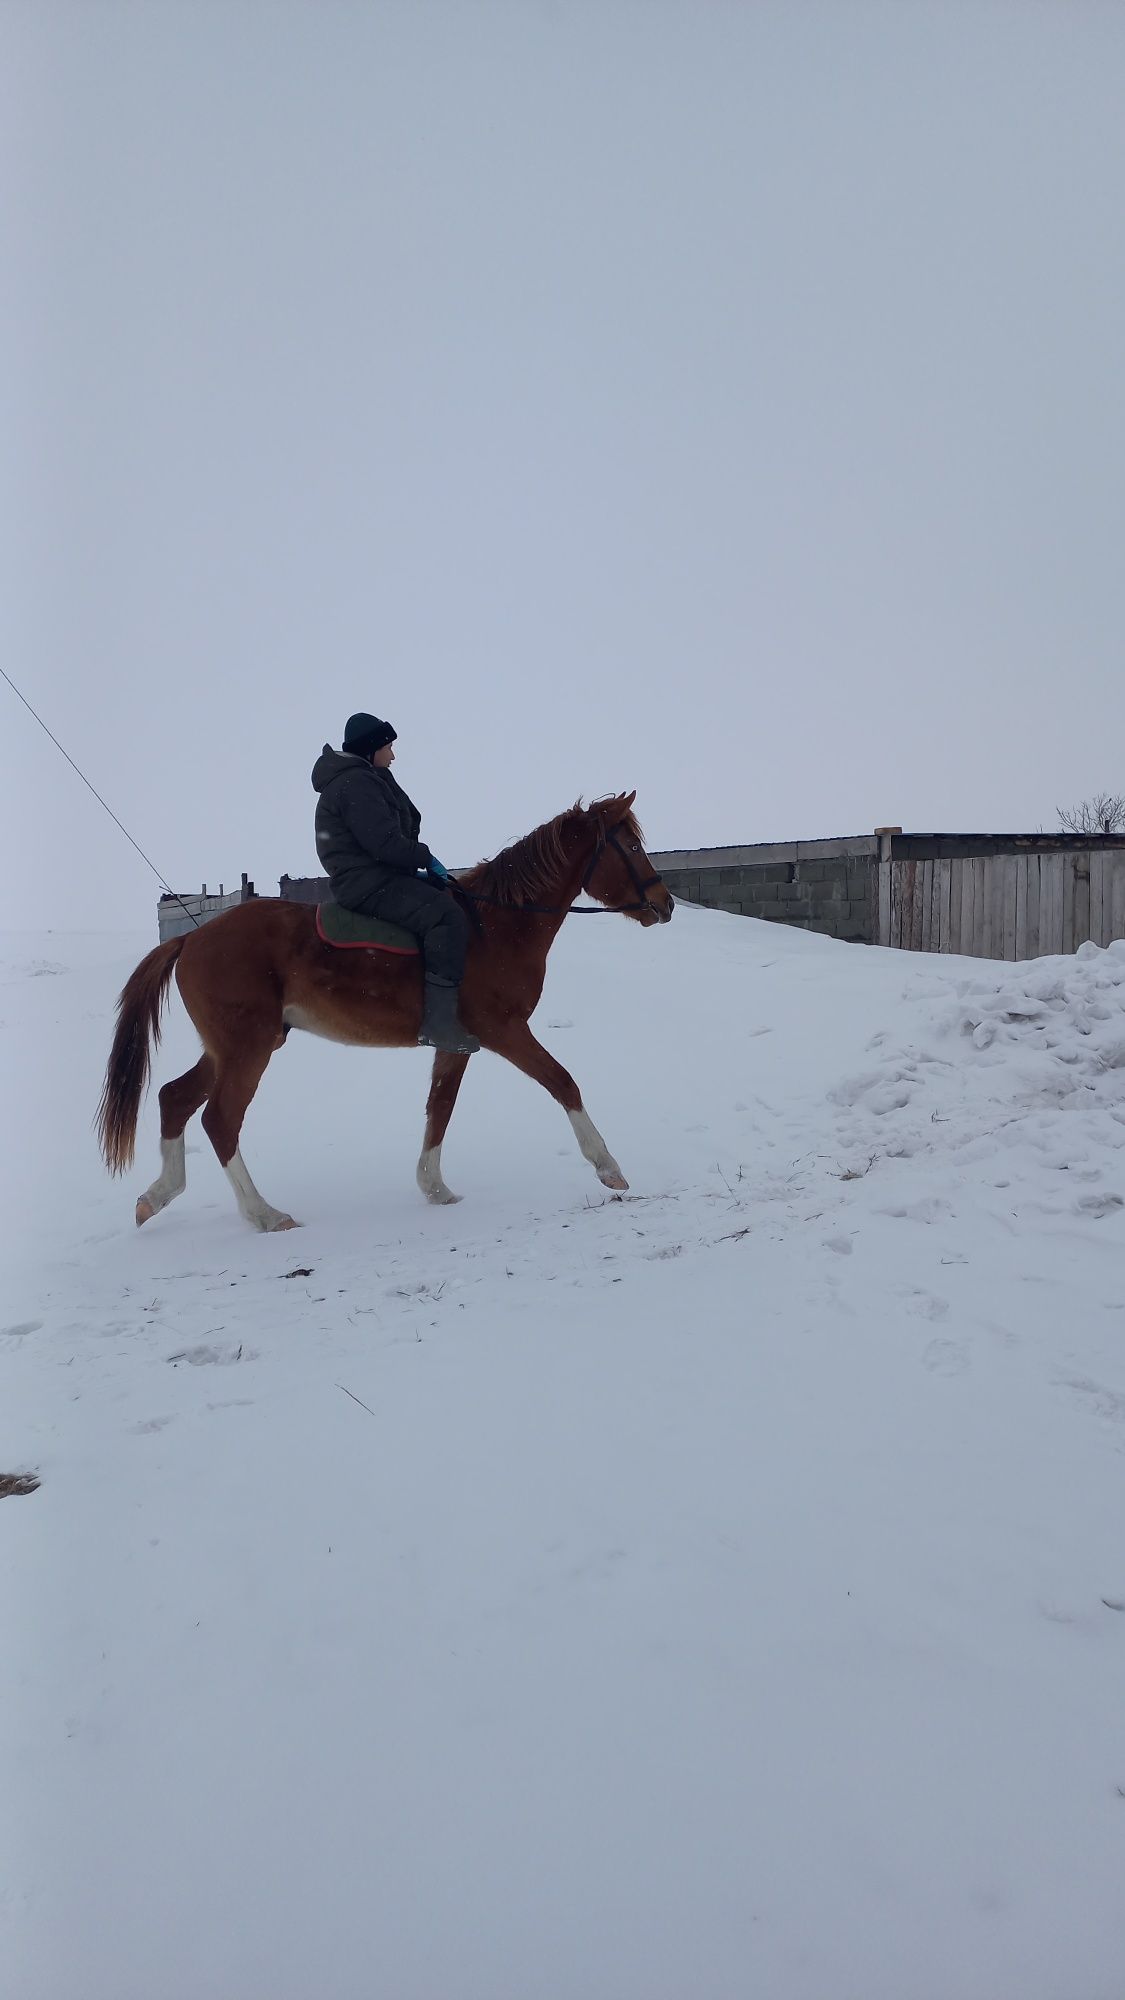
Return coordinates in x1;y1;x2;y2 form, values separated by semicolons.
591;790;637;826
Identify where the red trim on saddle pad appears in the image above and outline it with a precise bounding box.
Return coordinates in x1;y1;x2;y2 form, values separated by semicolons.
315;905;419;954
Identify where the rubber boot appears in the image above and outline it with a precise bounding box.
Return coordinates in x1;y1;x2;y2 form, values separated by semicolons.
418;977;480;1055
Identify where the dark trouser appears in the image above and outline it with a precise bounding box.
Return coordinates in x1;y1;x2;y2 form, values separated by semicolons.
348;875;469;985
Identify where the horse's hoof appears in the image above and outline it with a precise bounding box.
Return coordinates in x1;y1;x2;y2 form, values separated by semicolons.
599;1170;629;1192
271;1215;300;1232
136;1196;155;1227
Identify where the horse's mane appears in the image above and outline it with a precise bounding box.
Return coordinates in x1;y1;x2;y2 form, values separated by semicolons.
458;798;643;909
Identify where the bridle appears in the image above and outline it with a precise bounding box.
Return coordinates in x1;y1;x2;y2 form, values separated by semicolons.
456;824;668;919
578;824;667;914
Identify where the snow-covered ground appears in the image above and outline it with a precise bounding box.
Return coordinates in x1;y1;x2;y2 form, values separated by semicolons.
3;906;1125;2000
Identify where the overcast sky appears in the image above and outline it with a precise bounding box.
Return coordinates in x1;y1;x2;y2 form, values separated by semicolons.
3;1;1124;929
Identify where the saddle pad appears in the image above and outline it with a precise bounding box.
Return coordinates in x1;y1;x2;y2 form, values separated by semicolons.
316;902;420;954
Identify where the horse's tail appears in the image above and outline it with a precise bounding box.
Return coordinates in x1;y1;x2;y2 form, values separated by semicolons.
96;937;185;1175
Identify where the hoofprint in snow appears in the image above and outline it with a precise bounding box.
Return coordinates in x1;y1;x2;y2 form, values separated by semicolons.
3;910;1125;1999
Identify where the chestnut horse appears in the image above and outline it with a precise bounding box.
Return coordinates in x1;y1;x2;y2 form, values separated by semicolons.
97;793;673;1232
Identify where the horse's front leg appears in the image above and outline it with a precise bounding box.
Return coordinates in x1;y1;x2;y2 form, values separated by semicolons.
417;1051;472;1203
486;1022;628;1192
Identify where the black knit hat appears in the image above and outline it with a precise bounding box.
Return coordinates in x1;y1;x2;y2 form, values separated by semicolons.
342;712;397;758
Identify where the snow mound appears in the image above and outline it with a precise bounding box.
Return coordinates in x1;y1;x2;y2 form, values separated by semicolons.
826;942;1125;1230
955;938;1125;1074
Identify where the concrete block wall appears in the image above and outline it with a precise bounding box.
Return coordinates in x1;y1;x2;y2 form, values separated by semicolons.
651;840;878;944
277;849;880;944
161;852;880;946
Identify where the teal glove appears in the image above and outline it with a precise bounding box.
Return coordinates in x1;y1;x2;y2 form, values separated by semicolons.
427;857;449;882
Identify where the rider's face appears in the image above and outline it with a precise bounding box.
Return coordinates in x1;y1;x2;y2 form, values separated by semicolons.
371;743;395;769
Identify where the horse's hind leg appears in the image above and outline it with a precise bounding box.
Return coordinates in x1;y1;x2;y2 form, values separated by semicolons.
417;1052;472;1203
201;1045;299;1233
136;1055;215;1227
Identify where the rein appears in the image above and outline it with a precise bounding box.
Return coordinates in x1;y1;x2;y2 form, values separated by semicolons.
455;826;665;919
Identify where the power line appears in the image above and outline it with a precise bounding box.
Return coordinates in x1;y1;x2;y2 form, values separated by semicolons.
1;664;202;928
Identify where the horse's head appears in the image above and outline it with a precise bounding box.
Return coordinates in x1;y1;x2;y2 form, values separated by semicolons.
581;794;675;926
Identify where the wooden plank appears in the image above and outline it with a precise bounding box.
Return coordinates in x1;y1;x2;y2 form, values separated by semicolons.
899;862;911;948
1110;857;1125;944
947;859;962;953
960;856;976;956
1089;849;1106;947
980;857;995;959
996;852;1016;960
877;861;892;947
995;855;1010;960
901;861;915;951
1026;853;1040;958
1015;856;1028;961
1074;856;1091;950
1062;854;1077;955
909;861;924;952
1040;852;1063;955
1054;853;1066;952
890;864;903;948
1037;853;1051;955
928;860;944;952
959;859;974;956
920;859;933;953
989;856;1004;960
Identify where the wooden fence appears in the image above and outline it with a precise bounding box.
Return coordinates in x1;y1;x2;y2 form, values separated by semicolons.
157;874;256;942
877;843;1125;959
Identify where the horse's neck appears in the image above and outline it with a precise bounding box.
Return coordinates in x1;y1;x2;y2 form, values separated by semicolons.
547;825;599;917
493;824;596;940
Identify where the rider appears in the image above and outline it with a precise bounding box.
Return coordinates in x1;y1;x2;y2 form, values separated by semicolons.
312;714;480;1054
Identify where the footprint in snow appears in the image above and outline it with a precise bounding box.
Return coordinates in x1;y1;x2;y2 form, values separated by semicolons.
1059;1376;1125;1424
877;1196;953;1226
921;1337;969;1376
1075;1192;1124;1219
906;1291;950;1322
1;1320;43;1340
166;1343;256;1367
